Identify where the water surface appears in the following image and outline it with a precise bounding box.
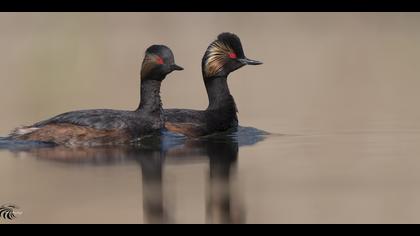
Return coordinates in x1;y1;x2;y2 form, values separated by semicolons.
1;13;420;224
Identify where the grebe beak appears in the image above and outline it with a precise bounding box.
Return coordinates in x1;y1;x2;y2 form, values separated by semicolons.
170;64;184;71
238;58;263;65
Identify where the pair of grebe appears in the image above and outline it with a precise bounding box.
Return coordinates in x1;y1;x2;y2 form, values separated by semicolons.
8;32;262;146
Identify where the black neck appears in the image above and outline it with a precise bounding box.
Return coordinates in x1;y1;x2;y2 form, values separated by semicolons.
204;76;237;111
137;79;163;113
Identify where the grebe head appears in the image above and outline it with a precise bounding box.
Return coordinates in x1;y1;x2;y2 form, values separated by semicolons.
202;32;262;79
141;45;183;81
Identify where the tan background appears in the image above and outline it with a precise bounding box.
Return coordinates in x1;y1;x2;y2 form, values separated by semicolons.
1;13;420;135
1;13;420;224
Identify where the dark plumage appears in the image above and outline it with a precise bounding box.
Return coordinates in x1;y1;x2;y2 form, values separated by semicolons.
9;45;183;146
164;32;262;137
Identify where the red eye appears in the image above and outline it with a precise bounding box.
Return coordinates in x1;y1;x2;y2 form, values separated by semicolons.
156;56;164;65
228;53;237;59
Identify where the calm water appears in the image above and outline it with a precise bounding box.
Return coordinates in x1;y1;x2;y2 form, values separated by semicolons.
2;13;420;224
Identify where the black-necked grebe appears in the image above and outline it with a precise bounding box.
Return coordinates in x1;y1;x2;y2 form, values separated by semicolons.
164;32;262;137
9;45;183;146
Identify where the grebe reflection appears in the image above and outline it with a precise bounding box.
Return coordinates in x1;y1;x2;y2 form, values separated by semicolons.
7;128;266;223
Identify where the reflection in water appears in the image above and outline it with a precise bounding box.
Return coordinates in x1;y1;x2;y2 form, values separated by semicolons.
4;127;267;224
135;144;167;224
161;137;243;223
205;140;242;224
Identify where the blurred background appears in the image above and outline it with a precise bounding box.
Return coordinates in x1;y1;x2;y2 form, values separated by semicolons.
1;13;420;223
1;13;420;135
